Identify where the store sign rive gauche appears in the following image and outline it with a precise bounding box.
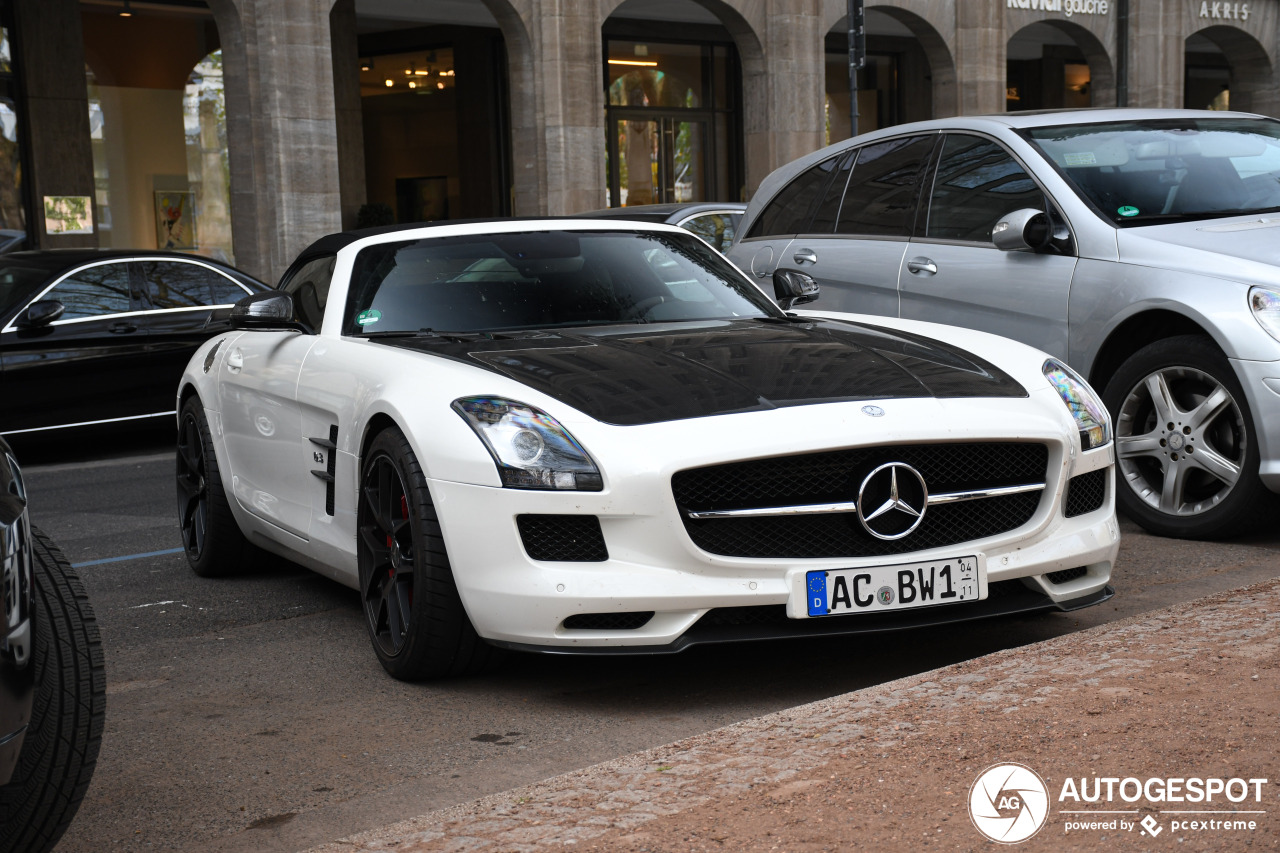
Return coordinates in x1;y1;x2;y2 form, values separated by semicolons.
1007;0;1111;15
1198;2;1251;20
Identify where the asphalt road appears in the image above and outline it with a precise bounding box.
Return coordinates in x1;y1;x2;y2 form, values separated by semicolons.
13;429;1280;853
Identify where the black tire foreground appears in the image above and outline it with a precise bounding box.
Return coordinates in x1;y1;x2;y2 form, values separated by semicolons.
0;527;106;853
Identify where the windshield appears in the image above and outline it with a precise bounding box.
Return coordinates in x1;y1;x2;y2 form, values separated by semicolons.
1023;117;1280;225
344;229;781;336
0;263;51;318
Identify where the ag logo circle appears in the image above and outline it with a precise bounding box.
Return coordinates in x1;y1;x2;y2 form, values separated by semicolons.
968;762;1050;844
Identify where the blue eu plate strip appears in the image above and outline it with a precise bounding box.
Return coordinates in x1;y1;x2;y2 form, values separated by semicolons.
806;571;828;617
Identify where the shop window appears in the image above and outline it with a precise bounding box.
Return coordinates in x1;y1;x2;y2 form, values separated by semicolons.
0;22;25;234
184;52;233;263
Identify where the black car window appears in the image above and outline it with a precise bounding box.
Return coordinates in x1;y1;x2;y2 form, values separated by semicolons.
0;263;51;318
44;263;132;320
210;276;250;305
836;135;934;237
280;255;336;331
808;151;856;233
745;155;841;239
139;260;227;309
927;135;1044;242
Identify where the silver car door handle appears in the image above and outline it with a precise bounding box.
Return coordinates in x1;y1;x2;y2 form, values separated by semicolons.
907;257;938;276
792;248;818;265
227;348;244;372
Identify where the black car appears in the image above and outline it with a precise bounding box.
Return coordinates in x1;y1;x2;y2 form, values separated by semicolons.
0;436;104;853
574;202;746;252
0;251;269;434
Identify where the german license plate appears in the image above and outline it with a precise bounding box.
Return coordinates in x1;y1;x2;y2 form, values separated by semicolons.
805;556;981;617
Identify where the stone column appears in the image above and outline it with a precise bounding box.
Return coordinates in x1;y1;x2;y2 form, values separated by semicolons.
211;0;343;283
13;0;96;248
510;0;606;215
742;0;826;197
1126;0;1182;109
954;1;1005;115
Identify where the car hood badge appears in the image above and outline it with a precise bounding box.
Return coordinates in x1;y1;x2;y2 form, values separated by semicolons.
857;462;928;540
861;405;885;417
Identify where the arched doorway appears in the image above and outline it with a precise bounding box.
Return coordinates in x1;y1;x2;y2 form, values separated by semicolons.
825;5;956;144
1184;27;1275;116
1006;21;1113;112
602;0;744;206
350;0;512;223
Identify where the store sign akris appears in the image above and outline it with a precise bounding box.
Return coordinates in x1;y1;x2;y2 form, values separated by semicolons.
1007;0;1111;16
1198;2;1251;20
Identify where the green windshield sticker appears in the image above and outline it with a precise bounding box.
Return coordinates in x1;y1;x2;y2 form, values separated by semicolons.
356;309;382;326
1117;206;1140;218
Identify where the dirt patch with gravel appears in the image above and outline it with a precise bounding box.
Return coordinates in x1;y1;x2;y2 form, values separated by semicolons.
313;577;1280;853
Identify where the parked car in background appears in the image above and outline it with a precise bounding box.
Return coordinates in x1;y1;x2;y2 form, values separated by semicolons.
0;251;268;435
176;218;1115;680
0;436;105;853
575;202;746;252
729;108;1280;540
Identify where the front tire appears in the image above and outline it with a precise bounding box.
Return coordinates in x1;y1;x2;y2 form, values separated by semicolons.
358;428;499;680
176;395;254;577
1103;335;1273;539
0;527;105;853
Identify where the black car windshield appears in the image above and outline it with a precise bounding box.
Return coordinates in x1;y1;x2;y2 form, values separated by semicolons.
344;229;782;335
0;264;52;318
1023;117;1280;225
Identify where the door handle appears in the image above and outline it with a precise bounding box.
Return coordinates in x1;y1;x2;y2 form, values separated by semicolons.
227;348;244;373
108;322;137;334
906;257;938;276
792;248;818;265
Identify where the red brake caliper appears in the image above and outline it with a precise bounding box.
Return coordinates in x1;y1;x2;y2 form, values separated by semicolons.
387;494;409;581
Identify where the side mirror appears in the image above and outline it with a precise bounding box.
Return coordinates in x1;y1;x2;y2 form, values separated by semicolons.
230;292;311;333
773;268;820;310
16;300;64;328
992;208;1053;252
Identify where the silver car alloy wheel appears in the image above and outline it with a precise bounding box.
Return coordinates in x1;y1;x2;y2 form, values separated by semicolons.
1115;365;1246;517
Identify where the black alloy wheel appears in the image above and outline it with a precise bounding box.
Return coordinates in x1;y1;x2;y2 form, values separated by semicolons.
357;428;499;680
175;396;253;577
1103;335;1274;539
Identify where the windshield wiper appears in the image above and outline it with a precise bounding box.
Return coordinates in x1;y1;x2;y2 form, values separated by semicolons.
360;328;485;342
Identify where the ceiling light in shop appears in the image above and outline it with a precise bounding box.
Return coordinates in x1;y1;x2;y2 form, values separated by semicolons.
608;59;658;67
385;78;394;87
408;80;416;89
119;0;132;16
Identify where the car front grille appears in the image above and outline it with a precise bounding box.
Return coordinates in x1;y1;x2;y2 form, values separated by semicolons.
1064;469;1107;518
517;515;608;562
672;442;1049;559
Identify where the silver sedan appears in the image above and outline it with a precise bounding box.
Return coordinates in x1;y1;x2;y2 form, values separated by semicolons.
728;108;1280;540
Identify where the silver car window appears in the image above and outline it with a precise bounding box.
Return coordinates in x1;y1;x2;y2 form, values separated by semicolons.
927;135;1044;242
835;135;934;237
1025;117;1280;225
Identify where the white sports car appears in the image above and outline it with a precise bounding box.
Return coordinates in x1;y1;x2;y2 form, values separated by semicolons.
176;219;1118;679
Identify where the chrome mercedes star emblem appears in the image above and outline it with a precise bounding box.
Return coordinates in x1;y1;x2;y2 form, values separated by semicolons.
856;462;929;540
861;405;885;417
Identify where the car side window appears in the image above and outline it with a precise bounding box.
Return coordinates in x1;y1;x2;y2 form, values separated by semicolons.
836;135;935;237
682;213;739;252
808;151;855;233
138;260;230;309
280;255;336;330
44;263;133;320
926;135;1045;242
745;155;841;239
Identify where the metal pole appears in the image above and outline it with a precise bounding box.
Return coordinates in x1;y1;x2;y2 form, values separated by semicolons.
1115;0;1129;107
847;0;865;139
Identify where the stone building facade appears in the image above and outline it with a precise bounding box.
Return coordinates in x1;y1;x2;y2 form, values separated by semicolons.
1;0;1277;282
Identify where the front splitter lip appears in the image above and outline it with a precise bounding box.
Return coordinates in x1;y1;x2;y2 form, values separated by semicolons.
486;584;1115;657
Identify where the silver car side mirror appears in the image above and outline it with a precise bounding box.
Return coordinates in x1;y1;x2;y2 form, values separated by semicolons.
992;208;1053;252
